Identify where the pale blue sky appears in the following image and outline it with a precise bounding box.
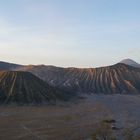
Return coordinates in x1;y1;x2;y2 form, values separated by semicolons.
0;0;139;67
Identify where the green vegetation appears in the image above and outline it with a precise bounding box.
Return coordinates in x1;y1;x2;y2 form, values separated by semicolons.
90;120;140;140
91;120;116;140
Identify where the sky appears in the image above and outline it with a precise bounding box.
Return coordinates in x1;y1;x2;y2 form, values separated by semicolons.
0;0;140;67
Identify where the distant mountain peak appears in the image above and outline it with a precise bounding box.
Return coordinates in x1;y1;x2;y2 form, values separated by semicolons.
119;58;140;68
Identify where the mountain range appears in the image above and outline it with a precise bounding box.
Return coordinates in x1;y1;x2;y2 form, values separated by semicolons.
0;61;23;71
19;63;140;94
0;59;140;92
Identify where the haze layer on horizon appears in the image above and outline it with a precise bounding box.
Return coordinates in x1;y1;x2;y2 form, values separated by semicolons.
0;0;139;67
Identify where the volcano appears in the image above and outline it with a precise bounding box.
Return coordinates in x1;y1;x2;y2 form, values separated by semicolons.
21;64;140;94
120;59;140;68
0;71;72;105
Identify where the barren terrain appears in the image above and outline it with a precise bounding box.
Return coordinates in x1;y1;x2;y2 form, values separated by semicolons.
0;95;140;140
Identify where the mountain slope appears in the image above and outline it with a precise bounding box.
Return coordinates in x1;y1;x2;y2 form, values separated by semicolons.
0;71;72;104
0;61;140;94
0;61;23;71
21;64;140;94
120;59;140;68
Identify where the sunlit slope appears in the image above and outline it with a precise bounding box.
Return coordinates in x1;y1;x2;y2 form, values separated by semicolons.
23;64;140;94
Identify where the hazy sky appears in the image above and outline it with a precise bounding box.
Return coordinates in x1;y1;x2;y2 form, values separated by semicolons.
0;0;140;67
